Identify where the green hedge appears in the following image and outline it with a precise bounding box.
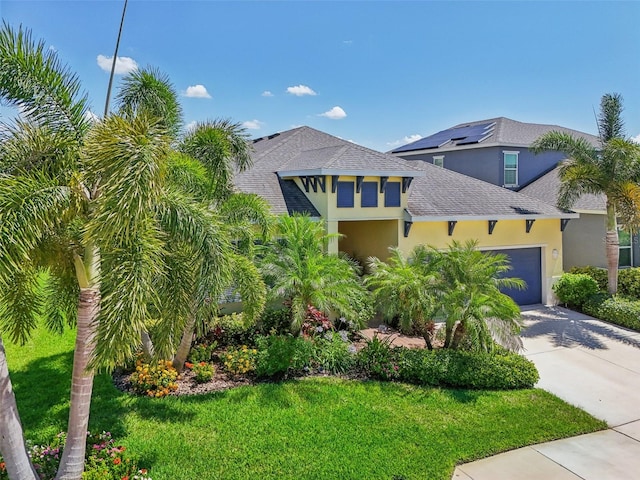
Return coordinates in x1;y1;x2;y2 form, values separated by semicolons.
618;269;640;299
396;348;539;390
583;294;640;331
553;273;599;308
569;266;608;292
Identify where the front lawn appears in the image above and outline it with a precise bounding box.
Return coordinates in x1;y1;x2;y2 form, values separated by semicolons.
6;328;606;480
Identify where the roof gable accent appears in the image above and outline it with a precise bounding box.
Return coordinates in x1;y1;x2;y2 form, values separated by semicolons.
392;117;600;155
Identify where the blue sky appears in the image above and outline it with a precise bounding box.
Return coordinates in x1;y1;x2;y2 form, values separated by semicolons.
2;1;639;152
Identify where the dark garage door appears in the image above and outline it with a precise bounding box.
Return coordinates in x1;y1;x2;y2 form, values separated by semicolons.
490;248;542;305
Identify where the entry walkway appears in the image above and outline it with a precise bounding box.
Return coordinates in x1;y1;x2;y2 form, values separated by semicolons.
453;306;640;479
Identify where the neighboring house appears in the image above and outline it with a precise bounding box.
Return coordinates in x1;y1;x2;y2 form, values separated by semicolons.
235;126;576;305
390;117;599;190
521;167;640;269
390;117;636;270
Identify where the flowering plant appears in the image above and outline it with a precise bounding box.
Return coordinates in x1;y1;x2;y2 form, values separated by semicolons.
0;431;151;480
301;306;333;337
192;362;215;383
130;360;179;397
223;345;257;375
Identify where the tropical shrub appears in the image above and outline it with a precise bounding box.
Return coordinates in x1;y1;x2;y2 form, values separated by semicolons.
569;266;608;292
553;273;600;308
257;308;291;335
313;333;356;375
583;294;640;331
210;313;257;346
187;341;217;363
223;345;258;375
356;335;401;381
618;268;640;299
301;306;333;337
0;431;152;480
254;335;314;378
397;348;539;389
130;360;179;397
191;362;215;383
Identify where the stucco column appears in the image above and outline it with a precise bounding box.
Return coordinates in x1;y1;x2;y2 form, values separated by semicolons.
326;220;339;254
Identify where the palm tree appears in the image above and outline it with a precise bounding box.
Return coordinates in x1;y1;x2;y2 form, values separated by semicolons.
0;24;263;479
366;246;439;349
259;214;371;333
434;240;524;351
366;241;524;352
531;93;640;294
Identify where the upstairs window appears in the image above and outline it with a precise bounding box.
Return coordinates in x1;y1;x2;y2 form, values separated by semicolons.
384;182;401;207
433;155;444;168
619;227;633;267
336;181;354;208
361;181;378;207
503;151;519;187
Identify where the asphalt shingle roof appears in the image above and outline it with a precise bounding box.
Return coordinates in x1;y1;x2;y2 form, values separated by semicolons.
393;117;600;154
235;126;571;219
519;166;606;212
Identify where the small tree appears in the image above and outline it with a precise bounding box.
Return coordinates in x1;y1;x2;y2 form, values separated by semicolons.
259;214;371;333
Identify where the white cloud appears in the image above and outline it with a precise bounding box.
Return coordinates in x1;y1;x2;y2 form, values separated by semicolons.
319;106;347;120
261;91;274;97
184;85;212;99
632;133;640;144
343;40;353;45
386;134;423;147
287;85;317;96
242;119;264;130
48;45;57;52
84;110;100;123
96;54;138;74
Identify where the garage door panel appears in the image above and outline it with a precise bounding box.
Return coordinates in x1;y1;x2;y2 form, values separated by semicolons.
490;248;541;305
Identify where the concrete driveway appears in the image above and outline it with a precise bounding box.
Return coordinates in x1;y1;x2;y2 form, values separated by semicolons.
453;306;640;480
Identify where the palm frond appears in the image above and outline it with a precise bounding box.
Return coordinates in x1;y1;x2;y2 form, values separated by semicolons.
0;266;43;344
598;93;625;142
0;22;90;141
116;67;183;137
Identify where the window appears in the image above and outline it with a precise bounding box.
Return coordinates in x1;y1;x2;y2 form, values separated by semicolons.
619;227;632;267
433;155;444;168
384;182;401;207
336;181;354;208
361;181;378;207
503;151;519;187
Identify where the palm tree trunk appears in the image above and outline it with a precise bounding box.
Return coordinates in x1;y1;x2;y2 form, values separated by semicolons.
605;202;619;295
0;336;39;480
444;321;454;349
55;288;99;480
172;316;195;373
140;330;155;361
450;321;466;350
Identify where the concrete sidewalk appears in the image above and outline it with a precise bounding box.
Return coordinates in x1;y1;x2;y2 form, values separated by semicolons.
453;306;640;480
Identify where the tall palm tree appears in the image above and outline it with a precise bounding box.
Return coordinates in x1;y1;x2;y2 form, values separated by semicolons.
531;93;640;295
366;246;439;349
260;214;371;333
0;24;262;479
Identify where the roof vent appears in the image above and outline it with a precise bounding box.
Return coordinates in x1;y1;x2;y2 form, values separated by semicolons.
267;133;280;140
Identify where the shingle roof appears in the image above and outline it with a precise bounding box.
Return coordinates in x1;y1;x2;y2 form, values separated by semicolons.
519;166;606;212
406;161;573;219
235;126;573;220
392;117;600;155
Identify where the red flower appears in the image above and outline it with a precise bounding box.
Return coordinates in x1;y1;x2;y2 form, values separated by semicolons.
185;362;194;369
113;458;122;465
140;469;148;474
0;462;5;471
121;476;129;480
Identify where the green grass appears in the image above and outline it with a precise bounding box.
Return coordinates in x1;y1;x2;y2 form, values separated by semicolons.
5;328;606;480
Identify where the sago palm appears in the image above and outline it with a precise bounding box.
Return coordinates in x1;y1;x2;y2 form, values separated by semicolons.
531;93;640;294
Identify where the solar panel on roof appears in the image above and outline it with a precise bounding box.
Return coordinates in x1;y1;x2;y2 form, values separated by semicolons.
392;121;496;153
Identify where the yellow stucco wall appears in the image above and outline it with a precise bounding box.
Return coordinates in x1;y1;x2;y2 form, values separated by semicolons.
399;218;564;304
338;220;399;266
